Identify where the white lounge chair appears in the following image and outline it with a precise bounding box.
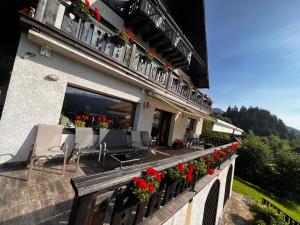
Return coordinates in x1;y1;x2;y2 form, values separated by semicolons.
27;124;68;179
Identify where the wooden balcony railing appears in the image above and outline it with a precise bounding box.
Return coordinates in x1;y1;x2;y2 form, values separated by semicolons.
21;0;212;113
68;142;238;225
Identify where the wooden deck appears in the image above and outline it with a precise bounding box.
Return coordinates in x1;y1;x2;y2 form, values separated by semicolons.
0;147;200;225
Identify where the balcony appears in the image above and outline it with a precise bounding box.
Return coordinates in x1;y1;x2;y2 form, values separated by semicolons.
19;0;212;113
125;0;193;69
0;139;239;225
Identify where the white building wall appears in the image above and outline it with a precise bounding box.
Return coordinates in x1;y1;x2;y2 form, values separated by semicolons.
162;159;236;225
0;33;204;164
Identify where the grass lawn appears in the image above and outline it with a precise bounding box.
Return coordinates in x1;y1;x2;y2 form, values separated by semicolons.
233;176;300;221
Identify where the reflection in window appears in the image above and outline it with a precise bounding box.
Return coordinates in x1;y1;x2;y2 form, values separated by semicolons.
60;86;136;130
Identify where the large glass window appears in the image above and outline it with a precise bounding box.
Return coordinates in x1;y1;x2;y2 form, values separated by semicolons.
60;86;136;130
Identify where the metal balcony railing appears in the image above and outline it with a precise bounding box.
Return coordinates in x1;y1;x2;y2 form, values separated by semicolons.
20;0;212;113
68;142;239;225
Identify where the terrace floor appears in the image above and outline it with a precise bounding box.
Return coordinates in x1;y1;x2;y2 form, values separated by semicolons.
0;147;201;225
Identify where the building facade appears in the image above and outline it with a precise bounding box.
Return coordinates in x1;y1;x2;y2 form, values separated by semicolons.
0;0;212;164
0;1;243;225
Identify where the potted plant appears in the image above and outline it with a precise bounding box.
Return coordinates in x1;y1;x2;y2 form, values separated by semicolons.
69;0;101;21
191;158;208;180
97;116;112;129
130;167;163;203
112;29;135;47
172;139;185;149
74;115;89;127
144;50;156;63
162;63;172;73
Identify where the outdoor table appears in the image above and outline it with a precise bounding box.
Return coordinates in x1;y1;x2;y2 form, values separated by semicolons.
111;152;144;168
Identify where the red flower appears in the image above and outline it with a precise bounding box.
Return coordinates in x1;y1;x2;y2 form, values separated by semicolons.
160;172;165;178
108;119;112;123
148;183;155;193
125;30;135;43
155;174;161;182
85;0;90;9
176;163;185;172
96;14;101;21
186;173;193;183
132;177;143;183
208;169;214;175
75;115;81;120
94;7;99;15
139;180;148;190
188;164;195;173
206;161;211;168
164;63;172;69
83;115;89;121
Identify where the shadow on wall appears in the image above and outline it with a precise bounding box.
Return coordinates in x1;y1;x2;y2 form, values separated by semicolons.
1;125;38;165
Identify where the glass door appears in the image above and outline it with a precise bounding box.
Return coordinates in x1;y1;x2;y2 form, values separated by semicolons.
151;109;172;146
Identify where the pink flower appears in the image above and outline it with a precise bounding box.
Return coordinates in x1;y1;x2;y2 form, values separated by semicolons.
94;7;99;15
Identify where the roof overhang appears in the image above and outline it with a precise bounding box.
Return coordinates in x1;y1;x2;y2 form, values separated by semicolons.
212;119;244;136
153;93;213;121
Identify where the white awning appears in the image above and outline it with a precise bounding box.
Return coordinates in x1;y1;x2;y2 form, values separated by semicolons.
212;119;244;135
153;94;214;121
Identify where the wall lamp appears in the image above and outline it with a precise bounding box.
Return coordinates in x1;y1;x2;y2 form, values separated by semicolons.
46;75;59;81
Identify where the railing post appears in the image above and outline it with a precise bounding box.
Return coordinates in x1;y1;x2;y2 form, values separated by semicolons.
34;0;47;22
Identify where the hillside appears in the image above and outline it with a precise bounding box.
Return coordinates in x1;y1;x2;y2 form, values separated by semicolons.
223;106;289;138
287;126;300;136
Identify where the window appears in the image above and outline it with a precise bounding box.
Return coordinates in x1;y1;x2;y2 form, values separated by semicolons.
186;118;195;130
60;86;136;130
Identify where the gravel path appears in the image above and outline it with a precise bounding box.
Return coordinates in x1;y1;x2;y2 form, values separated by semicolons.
219;192;254;225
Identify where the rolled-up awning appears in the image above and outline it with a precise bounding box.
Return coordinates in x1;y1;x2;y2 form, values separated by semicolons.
212;119;244;136
153;94;214;121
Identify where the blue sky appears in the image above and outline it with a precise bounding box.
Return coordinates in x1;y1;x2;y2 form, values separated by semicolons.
204;0;300;129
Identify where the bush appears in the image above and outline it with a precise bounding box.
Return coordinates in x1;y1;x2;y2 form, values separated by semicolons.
250;204;287;225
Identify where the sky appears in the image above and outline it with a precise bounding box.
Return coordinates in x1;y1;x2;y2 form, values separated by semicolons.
204;0;300;129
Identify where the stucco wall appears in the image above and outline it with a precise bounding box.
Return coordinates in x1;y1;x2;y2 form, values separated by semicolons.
162;158;236;225
0;33;204;164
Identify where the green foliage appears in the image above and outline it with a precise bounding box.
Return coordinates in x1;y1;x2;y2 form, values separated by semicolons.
223;106;289;139
233;177;300;221
191;159;208;176
202;114;231;140
75;120;86;127
251;204;287;225
236;131;300;201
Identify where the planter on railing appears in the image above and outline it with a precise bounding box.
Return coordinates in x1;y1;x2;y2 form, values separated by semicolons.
22;0;212;113
67;141;241;225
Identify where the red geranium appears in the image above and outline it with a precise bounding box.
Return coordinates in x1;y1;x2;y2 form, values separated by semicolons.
176;163;185;172
75;115;81;120
83;115;89;121
208;169;215;175
125;30;135;43
94;7;99;15
148;183;155;193
96;14;101;21
85;0;90;9
186;173;193;183
139;180;148;190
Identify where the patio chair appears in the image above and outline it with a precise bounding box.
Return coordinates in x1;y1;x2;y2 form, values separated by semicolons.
131;131;151;152
99;129;134;166
73;127;101;171
27;124;67;179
